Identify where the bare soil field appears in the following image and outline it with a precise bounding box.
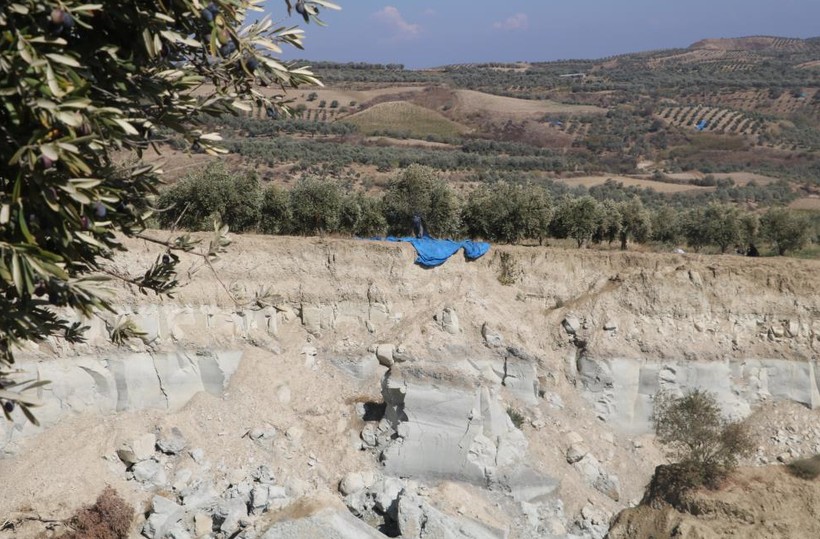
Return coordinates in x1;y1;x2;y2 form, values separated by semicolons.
452;89;606;119
558;175;712;193
363;136;457;149
789;197;820;210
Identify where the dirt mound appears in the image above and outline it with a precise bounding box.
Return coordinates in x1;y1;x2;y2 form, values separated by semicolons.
607;466;820;539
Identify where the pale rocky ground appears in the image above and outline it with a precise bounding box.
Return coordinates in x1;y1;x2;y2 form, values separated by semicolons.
0;234;819;538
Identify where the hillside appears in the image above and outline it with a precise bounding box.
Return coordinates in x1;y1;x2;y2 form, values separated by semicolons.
690;36;819;51
172;34;819;223
1;235;819;538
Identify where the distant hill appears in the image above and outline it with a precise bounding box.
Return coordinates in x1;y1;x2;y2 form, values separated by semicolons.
690;35;820;52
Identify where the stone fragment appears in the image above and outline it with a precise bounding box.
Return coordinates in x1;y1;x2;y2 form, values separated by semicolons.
157;427;187;455
436;307;460;334
339;472;366;496
133;459;167;487
249;424;277;441
214;498;248;535
301;305;322;334
562;316;581;335
603;320;618;331
194;513;213;537
142;495;183;539
189;448;205;464
376;344;395;367
260;507;387;538
566;442;590;464
393;345;414;363
250;484;270;515
481;322;504;347
594;473;621;502
252;465;275;484
117;433;157;465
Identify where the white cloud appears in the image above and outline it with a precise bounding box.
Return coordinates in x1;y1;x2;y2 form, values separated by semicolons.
373;6;421;40
493;13;529;31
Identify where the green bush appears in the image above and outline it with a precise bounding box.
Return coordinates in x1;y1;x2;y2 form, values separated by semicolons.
648;390;754;505
157;162;262;232
288;177;343;235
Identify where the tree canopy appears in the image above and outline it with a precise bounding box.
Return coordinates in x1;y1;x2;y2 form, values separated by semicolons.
0;0;340;419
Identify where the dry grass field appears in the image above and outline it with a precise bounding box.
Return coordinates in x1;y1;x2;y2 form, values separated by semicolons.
452;89;606;119
789;197;820;210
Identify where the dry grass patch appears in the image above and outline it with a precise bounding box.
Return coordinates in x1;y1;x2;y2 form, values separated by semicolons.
343;101;471;139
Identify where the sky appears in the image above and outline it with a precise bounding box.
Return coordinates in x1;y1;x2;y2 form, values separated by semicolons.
268;0;820;68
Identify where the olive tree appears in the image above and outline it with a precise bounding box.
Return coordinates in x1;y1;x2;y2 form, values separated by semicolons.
382;164;460;237
760;207;811;256
0;0;340;419
703;203;741;254
461;182;551;244
552;196;602;248
617;196;651;250
157;161;262;232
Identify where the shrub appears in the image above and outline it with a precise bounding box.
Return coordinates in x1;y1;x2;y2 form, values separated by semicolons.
59;486;134;539
507;407;525;429
787;454;820;480
648;390;754;505
157;162;262;232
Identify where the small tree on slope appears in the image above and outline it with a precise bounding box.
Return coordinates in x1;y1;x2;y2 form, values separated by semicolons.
0;0;340;420
647;390;753;507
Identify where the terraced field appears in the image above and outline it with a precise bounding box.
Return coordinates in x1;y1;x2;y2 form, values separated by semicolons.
658;105;765;136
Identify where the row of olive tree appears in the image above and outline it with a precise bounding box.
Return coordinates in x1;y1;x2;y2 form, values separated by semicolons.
158;163;814;255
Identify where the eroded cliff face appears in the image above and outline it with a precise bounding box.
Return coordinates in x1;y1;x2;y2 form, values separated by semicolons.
1;236;818;538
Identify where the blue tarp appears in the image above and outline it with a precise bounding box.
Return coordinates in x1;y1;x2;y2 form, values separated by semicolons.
381;236;491;268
